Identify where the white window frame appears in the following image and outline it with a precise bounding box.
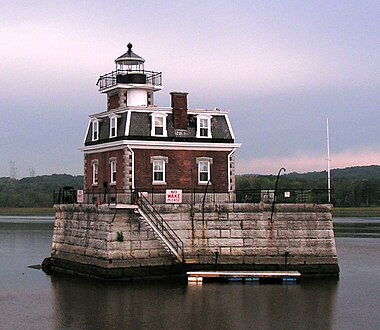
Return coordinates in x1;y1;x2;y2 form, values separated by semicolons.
92;119;99;141
109;115;118;138
110;158;117;185
92;160;98;186
151;156;168;185
196;157;213;184
196;115;212;138
150;113;168;137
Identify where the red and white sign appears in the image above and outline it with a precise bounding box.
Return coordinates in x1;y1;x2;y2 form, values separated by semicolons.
166;189;182;204
77;190;84;203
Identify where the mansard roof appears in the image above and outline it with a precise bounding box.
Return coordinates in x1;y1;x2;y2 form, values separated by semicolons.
84;108;235;146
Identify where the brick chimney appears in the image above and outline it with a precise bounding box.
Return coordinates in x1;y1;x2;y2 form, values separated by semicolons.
170;92;188;130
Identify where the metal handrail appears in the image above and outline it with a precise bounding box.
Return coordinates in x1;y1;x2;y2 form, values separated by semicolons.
137;193;184;260
53;188;332;206
97;69;162;90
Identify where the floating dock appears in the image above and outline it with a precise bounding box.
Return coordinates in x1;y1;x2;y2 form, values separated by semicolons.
187;271;301;284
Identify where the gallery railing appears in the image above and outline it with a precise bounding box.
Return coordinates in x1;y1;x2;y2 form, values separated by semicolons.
96;69;162;90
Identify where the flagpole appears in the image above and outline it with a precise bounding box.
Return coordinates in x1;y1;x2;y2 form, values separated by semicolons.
326;118;331;203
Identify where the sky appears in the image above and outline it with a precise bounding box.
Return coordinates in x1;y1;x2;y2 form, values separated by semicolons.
1;0;379;178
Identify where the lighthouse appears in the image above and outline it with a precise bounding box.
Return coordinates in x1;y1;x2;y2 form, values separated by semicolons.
82;44;240;203
97;42;162;109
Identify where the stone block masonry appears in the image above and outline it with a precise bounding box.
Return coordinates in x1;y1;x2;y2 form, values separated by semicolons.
44;203;339;279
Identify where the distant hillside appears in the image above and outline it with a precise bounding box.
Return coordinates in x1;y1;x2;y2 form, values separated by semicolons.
0;174;83;208
285;165;380;181
0;166;379;208
237;165;380;207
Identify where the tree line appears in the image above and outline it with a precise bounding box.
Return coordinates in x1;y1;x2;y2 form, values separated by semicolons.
0;165;379;208
236;165;380;207
0;174;83;208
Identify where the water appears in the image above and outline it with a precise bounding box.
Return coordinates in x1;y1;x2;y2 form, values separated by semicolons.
1;216;380;329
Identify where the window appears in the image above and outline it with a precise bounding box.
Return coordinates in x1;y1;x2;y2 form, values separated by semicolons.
110;115;117;138
198;161;209;183
151;156;168;184
147;92;153;106
196;157;213;184
196;115;212;138
110;159;117;184
92;160;98;186
153;160;164;182
92;120;99;141
150;113;167;137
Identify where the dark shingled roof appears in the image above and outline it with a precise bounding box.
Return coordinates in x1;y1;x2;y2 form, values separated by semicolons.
84;110;234;146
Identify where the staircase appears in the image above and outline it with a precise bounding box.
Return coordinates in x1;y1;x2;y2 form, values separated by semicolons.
136;194;184;263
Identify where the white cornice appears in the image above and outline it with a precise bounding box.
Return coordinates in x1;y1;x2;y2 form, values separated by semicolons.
88;106;229;118
81;140;241;153
100;84;163;94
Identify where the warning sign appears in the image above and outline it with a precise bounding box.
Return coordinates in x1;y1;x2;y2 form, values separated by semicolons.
77;190;84;203
166;189;182;204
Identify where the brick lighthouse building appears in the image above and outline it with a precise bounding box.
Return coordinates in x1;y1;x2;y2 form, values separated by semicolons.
46;44;339;279
82;43;240;203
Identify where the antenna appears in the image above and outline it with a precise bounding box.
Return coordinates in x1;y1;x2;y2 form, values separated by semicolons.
10;161;17;179
326;118;331;203
29;167;36;177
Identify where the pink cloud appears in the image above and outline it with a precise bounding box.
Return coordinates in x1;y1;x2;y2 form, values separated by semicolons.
236;148;380;175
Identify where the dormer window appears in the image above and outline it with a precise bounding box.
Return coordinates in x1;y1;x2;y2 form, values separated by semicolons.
110;115;117;138
92;119;99;141
151;113;168;137
196;115;212;138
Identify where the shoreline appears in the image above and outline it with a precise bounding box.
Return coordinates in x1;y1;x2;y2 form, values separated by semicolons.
332;207;380;218
0;208;54;216
1;207;380;218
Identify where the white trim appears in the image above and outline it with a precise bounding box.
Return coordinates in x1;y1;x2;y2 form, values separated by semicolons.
197;159;211;184
150;112;168;137
91;160;99;186
127;145;135;189
88;106;229;118
227;148;236;192
83;120;91;145
125;110;131;136
81;140;241;153
109;158;117;184
109;115;118;138
196;114;212;138
99;84;163;94
92;119;99;141
224;114;236;140
152;158;166;184
81;140;241;154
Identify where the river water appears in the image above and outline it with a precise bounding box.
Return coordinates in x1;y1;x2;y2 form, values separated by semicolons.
0;216;380;330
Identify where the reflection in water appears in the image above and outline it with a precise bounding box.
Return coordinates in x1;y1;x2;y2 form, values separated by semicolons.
4;216;380;329
50;275;338;329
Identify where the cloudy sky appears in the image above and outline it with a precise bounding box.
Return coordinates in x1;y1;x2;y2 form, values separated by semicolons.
1;1;379;177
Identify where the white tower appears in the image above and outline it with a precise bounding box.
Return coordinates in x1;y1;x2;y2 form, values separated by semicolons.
97;43;163;109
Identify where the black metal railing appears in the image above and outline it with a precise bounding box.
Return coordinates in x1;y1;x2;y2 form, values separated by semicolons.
137;193;184;261
53;188;331;206
97;69;162;90
54;187;77;204
236;188;331;205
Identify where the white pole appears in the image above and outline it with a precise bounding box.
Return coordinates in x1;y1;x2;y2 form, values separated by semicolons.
326;118;331;203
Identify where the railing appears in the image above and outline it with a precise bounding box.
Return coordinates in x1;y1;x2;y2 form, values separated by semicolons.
96;69;162;90
236;189;331;205
53;188;331;206
137;193;184;262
